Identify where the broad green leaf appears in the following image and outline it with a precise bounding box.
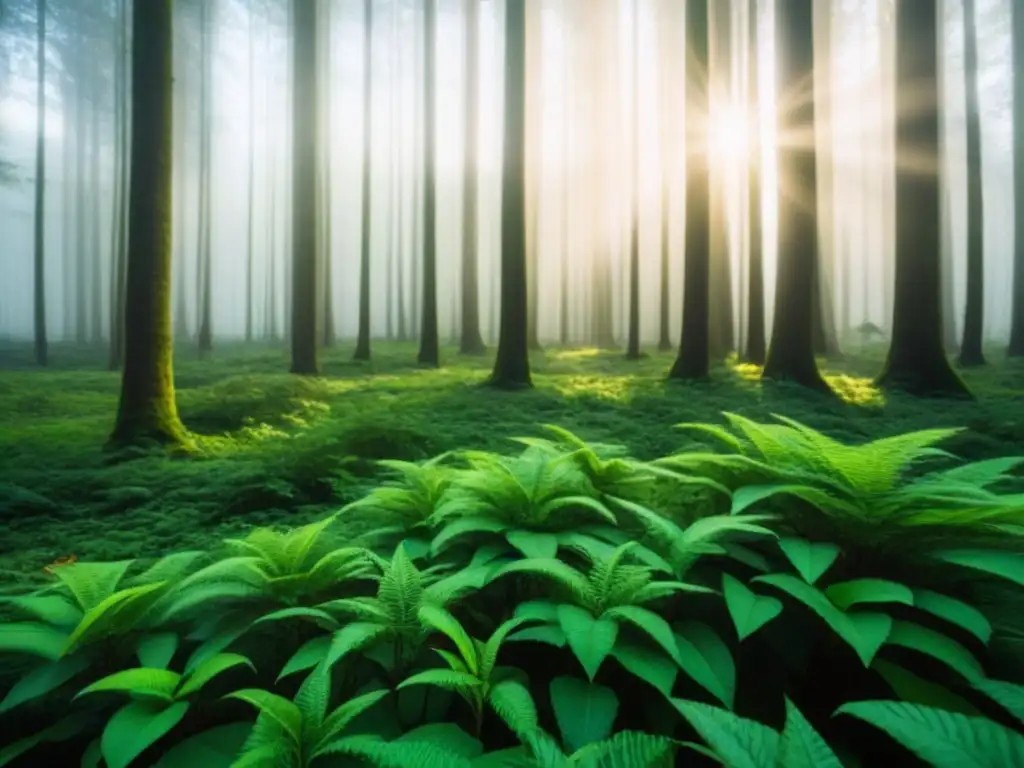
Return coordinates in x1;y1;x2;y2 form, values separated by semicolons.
177;653;255;698
913;590;992;645
318;734;474;768
825;579;913;611
0;653;90;713
754;574;891;667
872;660;981;715
722;574;783;641
885;621;984;682
102;700;190;768
5;594;82;627
395;723;484;756
777;538;841;585
77;668;181;703
514;600;561;623
488;677;539;735
549;676;618;754
63;581;168;655
253;606;338;628
398;668;482;694
506;624;566;648
153;723;252;768
611;640;678;696
837;700;1024;767
932;550;1024;588
972;679;1024;722
777;697;843;768
572;730;680;766
137;633;180;670
315;689;392;752
604;606;681;666
279;635;330;681
730;484;816;516
431;517;510;556
0;622;67;660
506;530;559;559
557;604;618;681
325;621;390;670
223;689;303;744
52;560;133;612
418;604;478;674
674;621;736;710
669;698;779;768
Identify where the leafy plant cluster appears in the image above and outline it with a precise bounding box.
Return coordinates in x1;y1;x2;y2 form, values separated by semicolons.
1;415;1023;767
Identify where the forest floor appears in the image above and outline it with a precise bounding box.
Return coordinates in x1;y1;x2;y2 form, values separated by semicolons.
0;338;1022;596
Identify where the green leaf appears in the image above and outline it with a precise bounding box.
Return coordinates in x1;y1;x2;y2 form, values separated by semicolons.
153;723;252;768
102;700;190;768
325;621;390;670
488;676;539;735
315;689;391;753
913;590;992;645
63;581;168;655
137;633;180;669
549;676;618;754
176;653;255;698
932;550;1024;588
506;530;559;559
611;640;678;696
5;594;82;626
279;635;330;681
730;484;815;516
872;660;981;715
77;668;181;703
825;579;914;611
0;622;67;660
777;697;843;768
223;689;303;744
722;574;783;641
669;698;779;768
604;605;681;666
572;730;680;766
396;723;483;756
557;605;618;681
885;621;984;682
418;604;478;675
673;621;736;710
431;517;510;556
972;679;1024;722
778;538;841;585
399;668;482;694
0;653;91;713
837;700;1024;767
506;624;566;648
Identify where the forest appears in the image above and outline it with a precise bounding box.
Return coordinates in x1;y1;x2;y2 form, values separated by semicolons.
0;0;1023;765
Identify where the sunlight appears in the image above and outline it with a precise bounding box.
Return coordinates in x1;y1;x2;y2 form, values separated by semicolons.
707;102;753;164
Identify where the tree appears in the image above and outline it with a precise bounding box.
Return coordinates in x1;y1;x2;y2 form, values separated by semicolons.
109;0;187;448
354;0;373;361
875;0;969;397
958;0;986;367
669;0;711;381
417;0;440;367
32;0;46;367
244;0;256;343
488;0;531;389
459;0;485;356
760;0;829;392
625;0;642;360
196;0;213;355
290;0;319;375
1008;0;1024;357
742;0;765;365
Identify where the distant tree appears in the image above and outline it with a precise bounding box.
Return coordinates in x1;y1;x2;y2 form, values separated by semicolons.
708;0;734;359
32;0;46;366
245;0;256;343
625;0;642;361
488;0;531;389
109;0;187;448
1009;0;1024;357
761;0;829;392
290;0;319;375
958;0;986;367
875;0;969;397
459;0;485;356
742;0;765;365
417;0;440;367
669;0;711;381
354;0;373;361
656;0;677;352
108;0;130;370
195;0;213;355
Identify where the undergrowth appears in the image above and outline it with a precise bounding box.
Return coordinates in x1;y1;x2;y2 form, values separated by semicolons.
0;415;1022;766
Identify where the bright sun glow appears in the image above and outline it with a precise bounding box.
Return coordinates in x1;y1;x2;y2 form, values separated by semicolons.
707;103;753;164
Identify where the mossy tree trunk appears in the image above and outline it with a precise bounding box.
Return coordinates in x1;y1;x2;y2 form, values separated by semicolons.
488;0;531;390
109;0;187;448
761;0;829;392
354;0;374;361
290;0;319;375
875;0;970;398
669;0;711;381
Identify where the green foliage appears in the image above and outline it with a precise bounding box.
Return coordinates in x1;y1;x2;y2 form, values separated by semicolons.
0;414;1022;766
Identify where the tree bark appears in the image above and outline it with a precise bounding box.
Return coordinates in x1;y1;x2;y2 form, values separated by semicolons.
33;0;47;367
459;0;486;355
625;0;642;360
355;0;374;361
417;0;440;366
1009;0;1024;356
742;0;765;365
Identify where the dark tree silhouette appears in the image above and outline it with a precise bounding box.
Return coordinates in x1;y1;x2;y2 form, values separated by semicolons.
743;0;765;365
354;0;374;361
109;0;188;448
876;0;969;397
417;0;440;367
32;0;47;367
488;0;531;389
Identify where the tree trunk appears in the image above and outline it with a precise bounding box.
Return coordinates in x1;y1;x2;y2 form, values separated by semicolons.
875;0;969;397
742;0;765;365
196;0;213;355
1009;0;1024;356
89;47;103;346
488;0;531;389
761;0;829;392
355;0;374;360
459;0;486;355
245;0;256;342
708;0;734;360
958;0;986;367
33;0;47;366
74;35;87;345
109;0;130;369
669;0;711;381
625;0;642;360
109;0;187;448
290;0;319;374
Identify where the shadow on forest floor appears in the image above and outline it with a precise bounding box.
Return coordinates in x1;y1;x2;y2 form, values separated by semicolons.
0;337;1022;594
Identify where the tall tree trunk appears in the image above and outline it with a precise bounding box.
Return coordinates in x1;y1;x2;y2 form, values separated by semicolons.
33;0;47;366
290;0;319;374
355;0;374;360
761;0;828;391
708;0;734;359
110;0;187;448
489;0;531;389
958;0;986;367
245;0;256;342
1011;0;1024;356
459;0;486;355
320;1;335;348
196;0;213;355
525;2;542;351
743;0;765;365
876;0;968;397
417;0;440;366
625;0;642;360
669;0;711;381
89;48;103;346
109;0;130;369
75;35;87;345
